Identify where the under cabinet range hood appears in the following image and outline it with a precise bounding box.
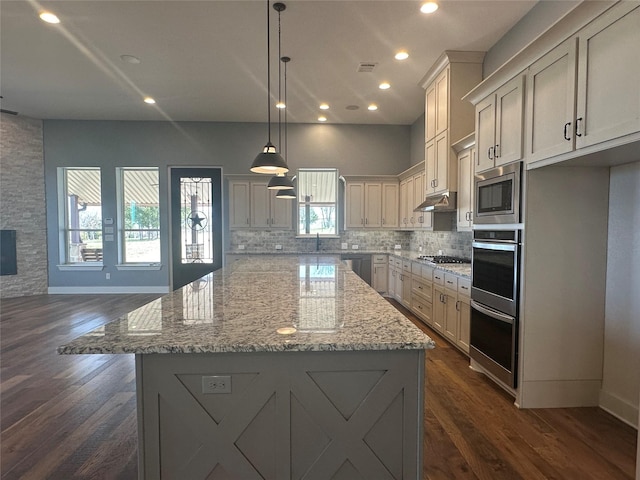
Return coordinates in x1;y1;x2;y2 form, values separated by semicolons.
414;192;457;212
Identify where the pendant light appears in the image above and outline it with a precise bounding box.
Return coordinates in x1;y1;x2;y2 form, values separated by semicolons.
250;1;289;175
276;55;296;200
268;3;295;190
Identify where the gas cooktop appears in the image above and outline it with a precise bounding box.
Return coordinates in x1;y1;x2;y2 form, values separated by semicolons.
416;255;471;264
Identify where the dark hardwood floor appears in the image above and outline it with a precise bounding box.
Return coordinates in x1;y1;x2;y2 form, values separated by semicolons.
0;294;637;479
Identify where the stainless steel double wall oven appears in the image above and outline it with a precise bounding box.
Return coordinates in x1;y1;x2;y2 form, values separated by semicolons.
470;162;523;389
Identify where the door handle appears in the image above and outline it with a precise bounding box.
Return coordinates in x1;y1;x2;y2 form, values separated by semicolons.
575;117;583;137
563;122;572;141
488;146;494;160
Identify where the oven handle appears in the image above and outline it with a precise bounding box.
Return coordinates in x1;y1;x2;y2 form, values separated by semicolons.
472;241;517;251
470;300;515;325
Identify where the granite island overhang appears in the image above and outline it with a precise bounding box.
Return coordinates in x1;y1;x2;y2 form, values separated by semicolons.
59;255;435;479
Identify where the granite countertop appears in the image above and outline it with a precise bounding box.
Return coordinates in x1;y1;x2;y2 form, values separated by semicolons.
227;250;472;279
58;256;435;355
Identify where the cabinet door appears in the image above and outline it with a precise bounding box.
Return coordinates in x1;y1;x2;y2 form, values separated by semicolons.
526;39;577;163
415;172;433;229
404;176;415;229
435;68;449;136
364;182;382;228
495;75;525;166
443;291;458;343
229;181;250;228
475;94;496;173
401;271;412;308
432;285;445;333
269;189;292;228
575;4;640;149
457;147;473;231
425;85;437;141
373;262;388;293
456;295;471;353
381;182;399;228
250;182;270;228
388;265;396;298
346;182;365;228
433;130;450;195
425;139;436;195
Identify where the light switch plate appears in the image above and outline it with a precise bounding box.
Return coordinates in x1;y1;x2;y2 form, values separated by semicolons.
341;243;348;250
352;244;359;250
104;234;114;242
275;244;283;250
238;245;245;250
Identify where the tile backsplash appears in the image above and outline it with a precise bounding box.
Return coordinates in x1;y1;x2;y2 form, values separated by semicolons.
229;227;472;258
229;230;411;253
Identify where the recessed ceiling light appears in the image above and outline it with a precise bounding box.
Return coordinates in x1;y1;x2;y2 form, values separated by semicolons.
39;11;60;24
318;116;327;122
143;97;156;104
395;51;409;61
276;101;286;109
379;82;391;90
345;105;360;111
120;55;141;64
368;104;378;111
420;2;439;14
319;103;329;110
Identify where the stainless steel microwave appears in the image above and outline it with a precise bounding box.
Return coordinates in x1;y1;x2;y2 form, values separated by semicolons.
474;162;522;225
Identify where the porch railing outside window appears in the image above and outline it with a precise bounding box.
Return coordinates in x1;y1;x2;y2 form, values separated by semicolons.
61;168;103;263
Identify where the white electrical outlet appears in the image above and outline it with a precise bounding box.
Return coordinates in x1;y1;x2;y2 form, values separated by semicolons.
238;245;245;250
341;243;348;250
352;244;359;250
202;375;232;394
275;244;283;250
418;246;423;252
394;244;401;250
106;273;110;280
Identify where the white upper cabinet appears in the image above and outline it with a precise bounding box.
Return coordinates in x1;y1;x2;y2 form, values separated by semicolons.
228;178;292;230
229;180;250;229
575;4;640;149
475;75;525;173
345;179;398;229
526;38;578;163
250;181;292;229
422;52;484;196
526;2;640;165
457;146;475;231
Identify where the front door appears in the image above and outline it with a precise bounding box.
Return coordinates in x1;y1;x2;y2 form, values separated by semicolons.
170;167;222;290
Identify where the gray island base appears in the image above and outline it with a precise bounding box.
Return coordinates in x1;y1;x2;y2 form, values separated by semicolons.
59;256;434;479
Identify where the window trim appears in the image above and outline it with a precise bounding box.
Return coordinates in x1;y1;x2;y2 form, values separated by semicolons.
58;167;103;265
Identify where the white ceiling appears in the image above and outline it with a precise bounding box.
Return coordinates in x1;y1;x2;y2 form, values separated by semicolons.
0;0;537;125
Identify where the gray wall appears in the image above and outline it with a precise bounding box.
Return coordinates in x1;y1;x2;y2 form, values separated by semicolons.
409;113;425;167
43;120;411;290
483;1;579;77
0;113;48;298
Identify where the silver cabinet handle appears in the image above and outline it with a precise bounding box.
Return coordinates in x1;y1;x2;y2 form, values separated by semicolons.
494;144;500;158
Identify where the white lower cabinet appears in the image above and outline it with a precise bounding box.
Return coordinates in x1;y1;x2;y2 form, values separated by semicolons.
372;255;388;294
456;279;471;353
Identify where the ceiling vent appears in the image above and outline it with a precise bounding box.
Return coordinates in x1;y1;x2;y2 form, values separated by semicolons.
357;62;378;73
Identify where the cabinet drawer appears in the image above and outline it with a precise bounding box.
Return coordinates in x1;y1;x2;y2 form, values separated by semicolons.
444;273;458;291
411;262;422;274
403;261;412;272
432;270;445;285
394;258;402;268
373;255;387;264
412;275;432;302
458;278;471;297
421;265;434;280
411;295;433;326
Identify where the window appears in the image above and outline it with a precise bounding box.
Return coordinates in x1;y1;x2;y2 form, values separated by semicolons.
60;168;102;263
297;168;338;236
118;168;160;263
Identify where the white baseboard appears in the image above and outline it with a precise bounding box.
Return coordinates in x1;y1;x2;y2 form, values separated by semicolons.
599;389;639;429
48;286;170;294
518;379;601;408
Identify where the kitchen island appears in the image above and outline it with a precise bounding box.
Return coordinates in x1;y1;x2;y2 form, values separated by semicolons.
58;255;434;480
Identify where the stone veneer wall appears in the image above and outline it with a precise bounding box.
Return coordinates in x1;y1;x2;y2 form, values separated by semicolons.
229;230;411;253
0;114;48;298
